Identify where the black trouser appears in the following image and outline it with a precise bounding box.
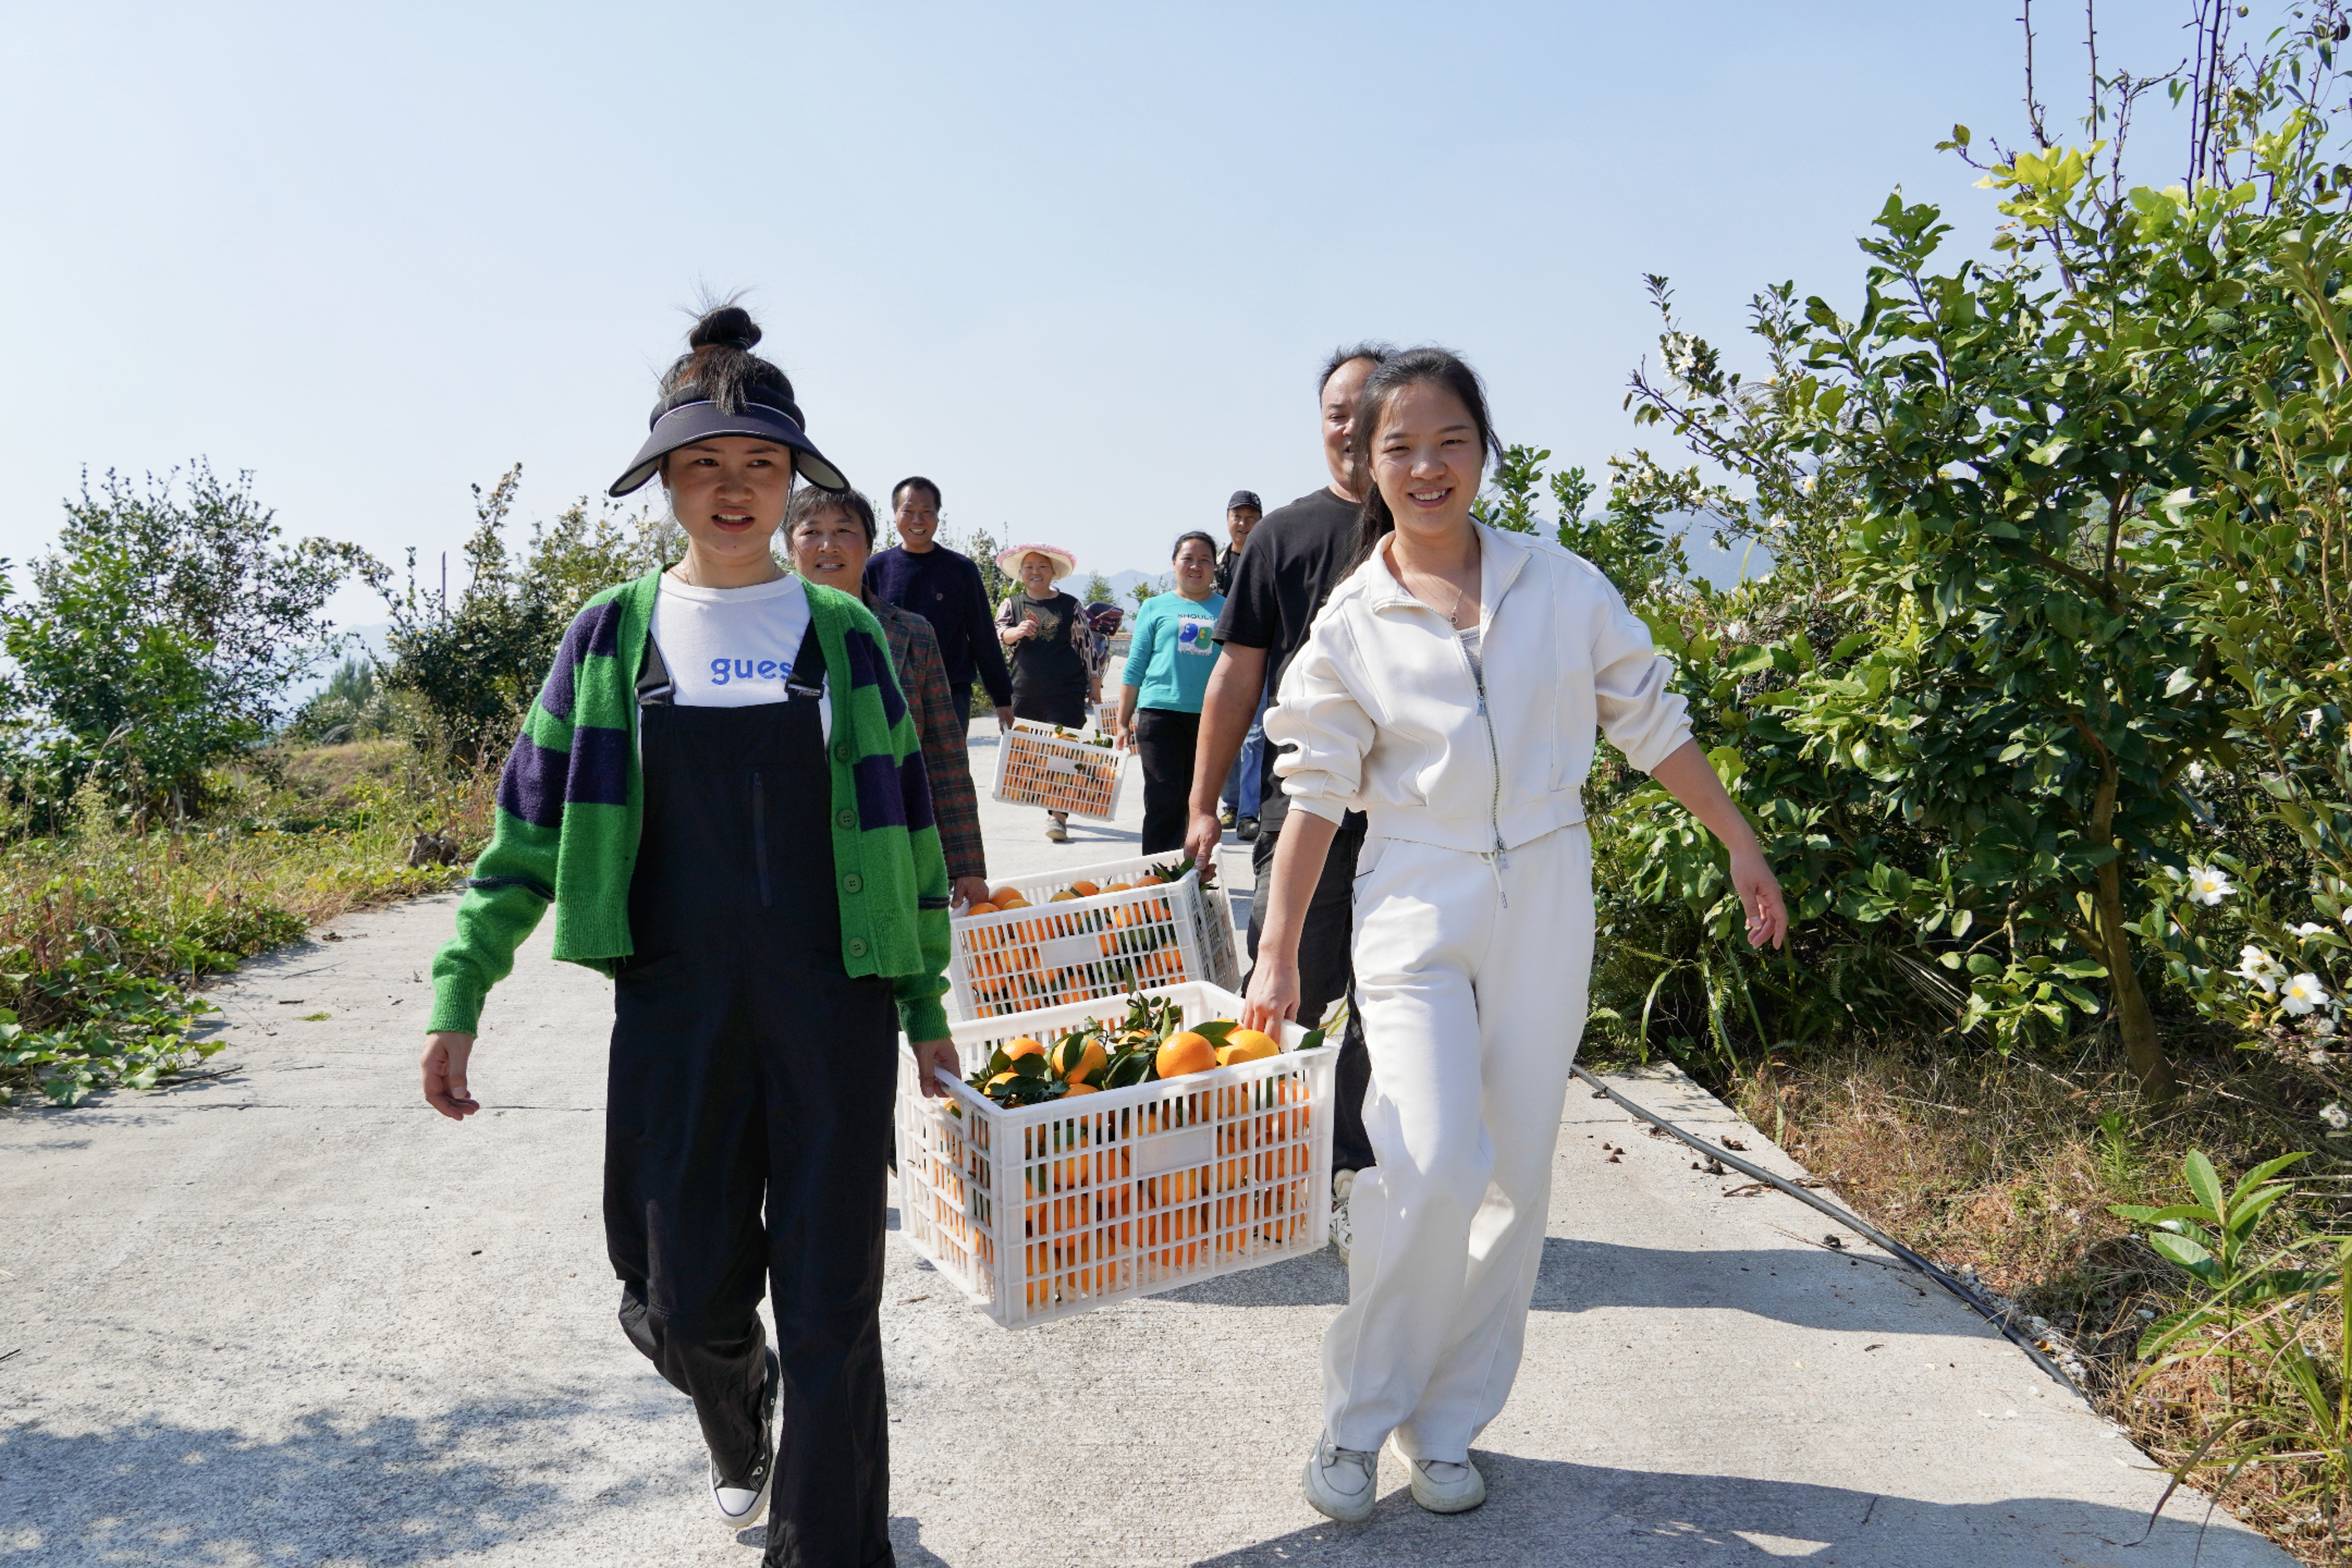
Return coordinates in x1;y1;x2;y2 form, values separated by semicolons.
605;659;898;1568
1133;707;1199;855
1243;819;1374;1175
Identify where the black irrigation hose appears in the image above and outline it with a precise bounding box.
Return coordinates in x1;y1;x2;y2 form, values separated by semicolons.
1570;1063;2088;1400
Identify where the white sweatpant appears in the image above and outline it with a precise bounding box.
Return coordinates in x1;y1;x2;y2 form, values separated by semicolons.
1323;822;1593;1462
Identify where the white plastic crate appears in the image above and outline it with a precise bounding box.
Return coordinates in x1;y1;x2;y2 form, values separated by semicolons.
895;982;1336;1329
990;719;1130;820
949;853;1240;1020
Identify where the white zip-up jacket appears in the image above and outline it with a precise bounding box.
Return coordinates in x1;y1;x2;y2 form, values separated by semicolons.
1266;522;1693;854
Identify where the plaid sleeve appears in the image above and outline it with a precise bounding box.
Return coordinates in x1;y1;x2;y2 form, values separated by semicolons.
900;615;987;883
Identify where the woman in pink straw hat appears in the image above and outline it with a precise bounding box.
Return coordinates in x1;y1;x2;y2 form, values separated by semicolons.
994;543;1097;841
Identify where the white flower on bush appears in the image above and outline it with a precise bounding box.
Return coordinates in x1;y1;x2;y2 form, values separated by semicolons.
2285;973;2333;1015
2321;1016;2341;1037
2185;865;2235;906
2236;945;2287;995
2323;1103;2349;1131
2296;922;2329;937
2308;708;2328;737
1725;621;1748;641
2187;760;2209;787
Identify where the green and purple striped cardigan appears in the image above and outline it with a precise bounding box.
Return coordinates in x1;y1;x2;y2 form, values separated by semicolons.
427;570;953;1042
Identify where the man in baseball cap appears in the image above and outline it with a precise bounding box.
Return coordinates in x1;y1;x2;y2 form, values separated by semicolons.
1217;491;1262;596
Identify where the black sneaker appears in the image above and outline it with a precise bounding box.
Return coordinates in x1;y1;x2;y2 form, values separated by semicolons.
1237;816;1260;842
1219;806;1238;829
710;1347;780;1527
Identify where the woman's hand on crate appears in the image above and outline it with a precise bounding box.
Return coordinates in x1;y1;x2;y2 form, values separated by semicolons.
1241;957;1301;1037
913;1038;961;1098
953;875;993;912
421;1031;479;1121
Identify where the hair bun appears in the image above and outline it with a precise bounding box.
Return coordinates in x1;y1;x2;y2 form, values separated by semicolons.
688;304;762;353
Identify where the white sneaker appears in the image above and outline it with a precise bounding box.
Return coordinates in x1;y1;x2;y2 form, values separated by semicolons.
1301;1432;1379;1522
710;1348;780;1527
1331;1169;1356;1265
1387;1436;1486;1514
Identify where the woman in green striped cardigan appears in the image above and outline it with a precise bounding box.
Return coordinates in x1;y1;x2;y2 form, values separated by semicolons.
419;304;951;1566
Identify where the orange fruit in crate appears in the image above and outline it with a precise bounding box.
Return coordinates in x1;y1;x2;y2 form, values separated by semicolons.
1005;1036;1047;1061
1051;1036;1107;1083
989;886;1022;907
1103;882;1132;893
1062;1081;1099;1096
964;901;998;917
1071;880;1100;897
1218;1029;1279;1067
1050;890;1079;902
1156;1031;1218;1078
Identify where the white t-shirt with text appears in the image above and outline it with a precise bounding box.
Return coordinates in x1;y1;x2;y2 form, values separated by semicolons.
650;572;817;711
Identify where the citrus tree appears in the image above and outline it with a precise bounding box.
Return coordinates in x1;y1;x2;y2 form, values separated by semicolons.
1599;14;2352;1098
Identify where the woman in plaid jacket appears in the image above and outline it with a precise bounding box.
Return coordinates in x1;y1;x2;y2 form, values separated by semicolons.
787;483;991;910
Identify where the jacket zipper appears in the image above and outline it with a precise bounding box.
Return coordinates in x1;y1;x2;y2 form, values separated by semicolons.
1452;621;1510;908
751;770;773;908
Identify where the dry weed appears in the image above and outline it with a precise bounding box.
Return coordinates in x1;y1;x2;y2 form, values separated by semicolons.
1722;1033;2352;1562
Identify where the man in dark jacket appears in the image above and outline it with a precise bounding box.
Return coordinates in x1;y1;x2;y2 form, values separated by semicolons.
862;475;1015;730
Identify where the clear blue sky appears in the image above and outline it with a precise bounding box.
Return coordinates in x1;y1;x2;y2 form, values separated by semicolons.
0;2;2240;628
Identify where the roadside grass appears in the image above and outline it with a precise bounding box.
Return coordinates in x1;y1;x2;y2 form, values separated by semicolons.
0;746;497;1107
275;738;416;811
1687;1032;2352;1561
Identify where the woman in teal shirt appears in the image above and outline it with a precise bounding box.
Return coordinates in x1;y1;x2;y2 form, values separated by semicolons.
1114;530;1224;852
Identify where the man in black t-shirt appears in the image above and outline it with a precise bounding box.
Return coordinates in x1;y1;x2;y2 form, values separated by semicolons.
1188;344;1394;1249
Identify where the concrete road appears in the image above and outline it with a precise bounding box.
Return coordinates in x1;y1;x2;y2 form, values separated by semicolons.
0;715;2290;1566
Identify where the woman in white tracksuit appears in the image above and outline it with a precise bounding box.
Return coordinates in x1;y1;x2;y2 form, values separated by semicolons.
1244;347;1789;1523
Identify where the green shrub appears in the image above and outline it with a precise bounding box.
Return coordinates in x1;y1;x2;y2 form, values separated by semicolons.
1576;15;2352;1100
364;468;671;763
0;750;499;1107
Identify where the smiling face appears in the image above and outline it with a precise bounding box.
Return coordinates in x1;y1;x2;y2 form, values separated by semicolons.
788;503;872;597
661;437;794;574
1225;506;1260;550
1018;553;1059;596
1368;379;1484;543
1321;356;1378;499
1172;536;1217;598
893;486;941;552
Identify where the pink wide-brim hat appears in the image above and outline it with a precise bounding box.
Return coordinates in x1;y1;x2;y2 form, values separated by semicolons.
997;542;1078;580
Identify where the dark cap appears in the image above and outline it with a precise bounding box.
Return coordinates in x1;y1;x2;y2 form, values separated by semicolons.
1227;489;1262;512
609;390;849;498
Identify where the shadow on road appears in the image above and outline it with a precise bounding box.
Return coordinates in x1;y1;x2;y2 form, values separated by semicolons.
1156;1246;1348;1309
1193;1454;2249;1567
1529;1237;1974;1336
2;1390;670;1566
734;1516;955;1563
1143;1235;1978;1341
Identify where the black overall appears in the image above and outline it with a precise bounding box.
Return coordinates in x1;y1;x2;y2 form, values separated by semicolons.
604;624;899;1568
